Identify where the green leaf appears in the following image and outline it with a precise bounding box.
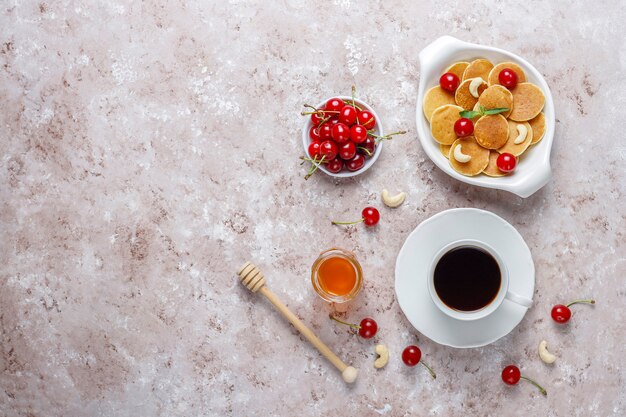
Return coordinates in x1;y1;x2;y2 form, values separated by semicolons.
459;110;481;119
483;107;509;115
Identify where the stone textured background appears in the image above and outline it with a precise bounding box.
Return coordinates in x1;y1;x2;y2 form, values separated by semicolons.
1;1;624;416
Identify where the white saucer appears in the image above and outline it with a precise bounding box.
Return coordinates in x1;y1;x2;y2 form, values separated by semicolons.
395;208;535;348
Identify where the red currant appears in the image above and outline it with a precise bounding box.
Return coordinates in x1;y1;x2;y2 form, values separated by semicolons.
345;153;365;172
357;110;376;129
551;299;595;324
501;365;546;396
454;118;474;137
331;123;351;144
308;141;321;159
318;123;333;140
361;206;379;226
309;126;321;141
339;105;357;125
496;153;516;173
440;72;460;92
358;136;376;158
499;68;518;89
325;97;344;112
402;345;421;366
330;315;378;339
350;124;368;144
319;140;338;160
338;141;356;160
325;157;343;174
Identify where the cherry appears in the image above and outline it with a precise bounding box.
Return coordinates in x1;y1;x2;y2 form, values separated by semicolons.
454;118;474;137
308;141;321;159
551;299;595;324
329;117;340;125
345;153;365;172
319;123;333;140
331;123;351;144
496;153;516;173
338;141;356;160
499;68;518;89
501;365;546;396
309;126;321;142
402;345;436;379
350;124;368;144
358;136;376;158
357;110;376;129
311;110;326;125
440;72;460;92
330;315;378;339
332;206;379;226
339;105;358;125
325;97;344;112
325;157;343;174
319;140;338;160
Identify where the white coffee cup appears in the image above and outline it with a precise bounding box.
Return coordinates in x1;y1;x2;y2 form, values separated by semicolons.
427;239;533;321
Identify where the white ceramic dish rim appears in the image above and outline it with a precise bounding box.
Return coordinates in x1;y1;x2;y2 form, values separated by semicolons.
416;36;555;198
301;96;383;178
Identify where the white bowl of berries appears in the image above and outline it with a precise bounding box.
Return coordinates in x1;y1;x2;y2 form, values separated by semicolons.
301;94;386;178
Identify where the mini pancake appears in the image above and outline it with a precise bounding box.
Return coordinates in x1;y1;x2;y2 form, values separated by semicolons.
449;136;490;176
488;62;527;86
509;82;545;121
455;78;487;110
498;120;533;156
423;86;456;122
474;114;509;149
477;85;513;118
430;104;464;145
483;151;508;177
528;112;546;145
440;144;452;159
444;61;470;80
462;59;494;82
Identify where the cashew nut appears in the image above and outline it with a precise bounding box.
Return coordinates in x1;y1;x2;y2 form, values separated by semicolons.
381;189;406;208
469;77;486;98
514;123;528;144
453;144;472;163
374;344;389;369
538;340;556;364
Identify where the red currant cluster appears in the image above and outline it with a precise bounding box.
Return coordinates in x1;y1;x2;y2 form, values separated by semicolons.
302;88;405;178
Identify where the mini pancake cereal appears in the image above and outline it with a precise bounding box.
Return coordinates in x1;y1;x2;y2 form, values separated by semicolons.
423;86;456;122
462;59;494;82
449;137;490;176
498;120;533;156
431;104;464;145
474;114;509;149
423;55;548;177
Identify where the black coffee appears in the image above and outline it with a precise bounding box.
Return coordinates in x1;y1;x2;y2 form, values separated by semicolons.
434;246;501;312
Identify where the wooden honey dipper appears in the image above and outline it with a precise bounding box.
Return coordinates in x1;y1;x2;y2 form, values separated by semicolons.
238;261;358;383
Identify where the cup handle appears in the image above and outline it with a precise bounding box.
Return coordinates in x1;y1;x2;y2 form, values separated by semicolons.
505;291;533;308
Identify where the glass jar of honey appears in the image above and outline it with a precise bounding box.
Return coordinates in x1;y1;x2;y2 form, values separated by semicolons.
311;248;363;303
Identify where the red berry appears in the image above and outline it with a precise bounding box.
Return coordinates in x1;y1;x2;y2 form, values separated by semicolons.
338;141;357;160
454;118;474;137
331;123;350;144
308;141;321;159
499;68;518;89
361;207;379;226
357;110;376;129
551;305;571;323
339;105;357;125
496;153;516;173
329;117;340;125
311;110;326;125
319;123;333;140
402;345;422;367
346;153;365;172
358;318;378;339
358;136;376;158
319;140;338;160
501;365;521;385
309;126;321;141
350;124;368;144
325;97;344;112
325;157;343;174
440;72;460;92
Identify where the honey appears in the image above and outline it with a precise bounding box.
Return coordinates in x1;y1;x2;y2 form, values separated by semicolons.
311;248;362;303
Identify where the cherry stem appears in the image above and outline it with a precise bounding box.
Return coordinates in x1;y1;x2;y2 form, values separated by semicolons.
301;110;340;116
331;218;365;226
357;146;372;156
566;299;595;308
351;85;357;109
329;314;360;329
520;376;547;396
420;360;437;379
303;155;326;180
368;130;407;143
